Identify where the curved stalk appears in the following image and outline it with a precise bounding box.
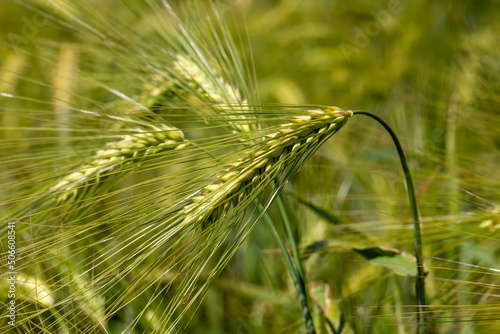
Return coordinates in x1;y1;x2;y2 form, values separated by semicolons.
352;111;426;332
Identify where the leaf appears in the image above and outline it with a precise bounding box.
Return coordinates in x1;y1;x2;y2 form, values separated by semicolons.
354;246;401;259
309;283;354;334
304;240;420;277
310;283;340;327
295;195;344;224
354;246;419;277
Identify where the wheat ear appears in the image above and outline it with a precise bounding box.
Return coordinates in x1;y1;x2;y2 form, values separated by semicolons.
51;123;188;202
182;107;352;227
173;54;257;132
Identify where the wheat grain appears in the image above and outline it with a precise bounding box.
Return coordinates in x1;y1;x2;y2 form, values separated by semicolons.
182;107;352;227
174;54;243;104
51;123;188;202
173;54;257;132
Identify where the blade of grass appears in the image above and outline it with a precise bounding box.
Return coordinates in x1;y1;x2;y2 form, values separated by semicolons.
275;188;305;278
260;203;316;334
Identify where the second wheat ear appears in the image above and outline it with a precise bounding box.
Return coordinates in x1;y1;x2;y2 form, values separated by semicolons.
51;123;188;203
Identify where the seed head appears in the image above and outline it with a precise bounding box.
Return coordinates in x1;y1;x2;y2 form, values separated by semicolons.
51;123;188;202
181;106;351;227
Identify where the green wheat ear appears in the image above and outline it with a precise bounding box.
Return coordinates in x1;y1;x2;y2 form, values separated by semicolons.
51;123;188;202
182;107;352;228
173;54;258;132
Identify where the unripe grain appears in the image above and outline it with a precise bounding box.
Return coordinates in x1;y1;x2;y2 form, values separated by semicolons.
182;107;352;227
51;123;188;202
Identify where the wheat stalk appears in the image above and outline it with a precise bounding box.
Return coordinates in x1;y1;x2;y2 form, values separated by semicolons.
50;123;188;202
182;107;352;227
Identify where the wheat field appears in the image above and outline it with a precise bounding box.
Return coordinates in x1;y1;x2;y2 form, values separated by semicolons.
1;1;500;333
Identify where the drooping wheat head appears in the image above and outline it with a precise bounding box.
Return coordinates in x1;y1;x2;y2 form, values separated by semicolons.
182;107;352;228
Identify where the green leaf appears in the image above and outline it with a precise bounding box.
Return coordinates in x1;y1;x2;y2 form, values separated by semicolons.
295;195;344;225
304;241;419;277
355;247;419;277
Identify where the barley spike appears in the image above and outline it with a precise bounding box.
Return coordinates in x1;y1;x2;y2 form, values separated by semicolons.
51;123;189;202
173;54;257;132
182;107;352;227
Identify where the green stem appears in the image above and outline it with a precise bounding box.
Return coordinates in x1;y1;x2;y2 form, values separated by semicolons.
260;204;316;334
276;192;315;326
274;186;305;278
352;111;426;332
